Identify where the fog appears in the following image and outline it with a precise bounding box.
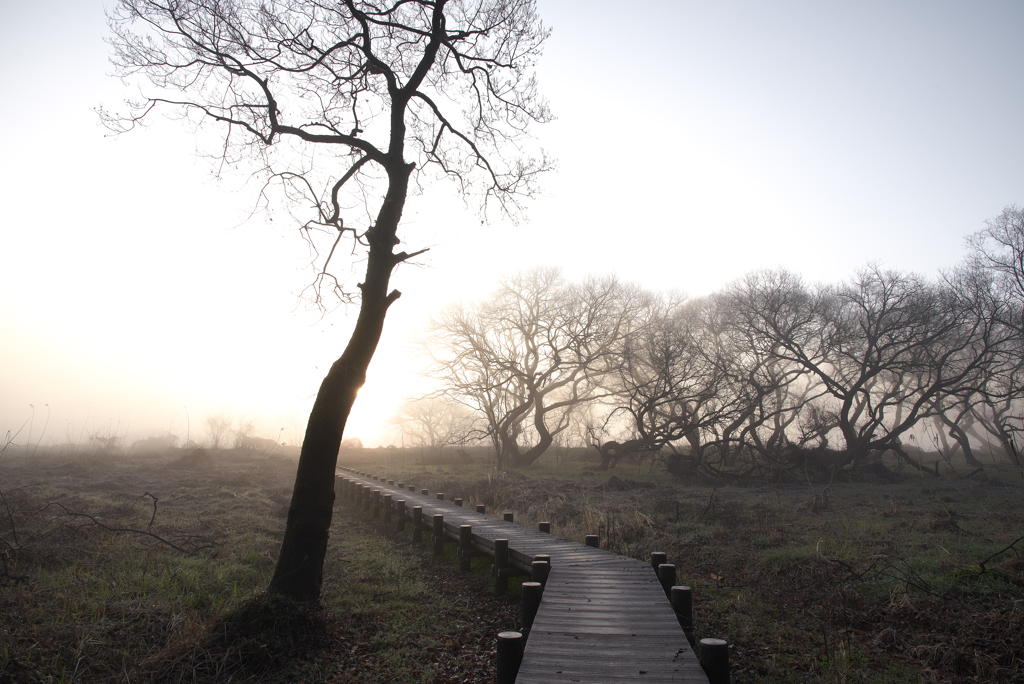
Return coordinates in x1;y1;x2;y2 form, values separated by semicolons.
2;0;1024;450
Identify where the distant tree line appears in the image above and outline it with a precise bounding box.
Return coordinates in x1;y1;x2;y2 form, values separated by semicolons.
406;206;1024;478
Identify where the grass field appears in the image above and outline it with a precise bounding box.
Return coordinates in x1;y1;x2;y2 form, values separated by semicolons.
2;444;1022;683
348;448;1024;684
0;446;517;683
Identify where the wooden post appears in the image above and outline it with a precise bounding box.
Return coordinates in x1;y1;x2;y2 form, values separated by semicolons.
459;525;473;572
699;638;729;684
503;512;514;523
362;486;372;512
409;485;416;492
454;498;463;507
585;534;599;548
658;563;676;598
397;482;403;489
521;581;542;638
533;554;551;569
421;489;429;496
383;494;393;523
531;560;550;588
494;539;510;595
432;514;445;556
371;490;381;518
388;479;394;485
538;521;551;533
333;475;340;506
496;631;523;684
671;586;695;646
476;504;486;514
437;492;445;501
412;506;423;543
650;551;668;572
395;500;406;532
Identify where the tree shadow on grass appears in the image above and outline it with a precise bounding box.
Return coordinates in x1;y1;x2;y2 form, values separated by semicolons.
138;592;335;683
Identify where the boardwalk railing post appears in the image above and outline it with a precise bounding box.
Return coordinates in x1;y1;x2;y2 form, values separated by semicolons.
650;551;668;572
496;631;523;684
454;497;463;507
412;506;423;543
432;514;445;556
521;581;542;640
533;554;551;568
395;500;406;532
476;504;486;514
371;490;381;518
671;585;695;646
388;479;395;486
383;494;392;523
459;525;473;572
503;512;514;523
437;492;445;501
658;563;676;599
585;534;599;548
531;560;549;587
421;489;429;496
699;638;729;684
362;486;372;512
538;521;551;533
494;539;510;595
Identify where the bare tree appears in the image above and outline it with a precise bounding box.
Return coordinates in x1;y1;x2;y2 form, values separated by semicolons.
205;414;232;449
605;291;819;478
711;291;826;473
967;205;1024;324
232;417;257;449
604;294;730;472
426;268;643;469
106;0;551;601
728;266;1011;473
936;258;1024;467
388;396;478;448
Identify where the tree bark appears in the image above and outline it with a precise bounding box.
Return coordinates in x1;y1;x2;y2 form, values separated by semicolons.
508;397;555;468
268;165;411;601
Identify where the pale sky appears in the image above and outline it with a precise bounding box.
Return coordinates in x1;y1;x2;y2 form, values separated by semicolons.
1;0;1022;448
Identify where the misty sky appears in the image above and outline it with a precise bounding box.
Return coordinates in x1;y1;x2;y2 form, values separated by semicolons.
1;0;1023;448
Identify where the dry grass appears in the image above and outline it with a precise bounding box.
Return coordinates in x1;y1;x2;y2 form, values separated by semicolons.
348;451;1024;684
0;447;516;683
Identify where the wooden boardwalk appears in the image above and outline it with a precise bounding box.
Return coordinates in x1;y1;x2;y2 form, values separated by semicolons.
336;469;711;683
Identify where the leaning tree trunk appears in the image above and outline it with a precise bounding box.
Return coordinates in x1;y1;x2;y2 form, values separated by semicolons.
942;415;986;469
508;400;556;468
268;167;411;601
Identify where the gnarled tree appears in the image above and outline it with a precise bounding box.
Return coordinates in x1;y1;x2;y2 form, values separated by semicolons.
106;0;551;600
731;266;1014;473
426;268;643;468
